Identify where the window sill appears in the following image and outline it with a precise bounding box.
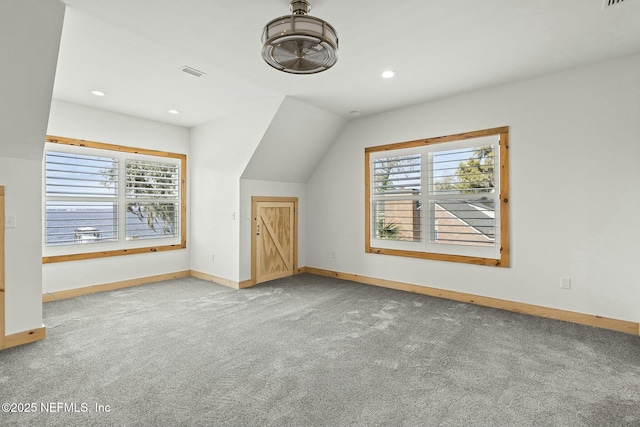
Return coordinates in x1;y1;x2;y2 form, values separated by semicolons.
366;246;506;267
42;243;186;264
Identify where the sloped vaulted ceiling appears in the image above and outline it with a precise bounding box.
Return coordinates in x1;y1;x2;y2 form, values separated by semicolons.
241;97;347;183
52;0;640;128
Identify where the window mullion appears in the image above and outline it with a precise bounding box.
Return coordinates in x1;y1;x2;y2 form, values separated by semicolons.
422;148;430;253
118;153;126;248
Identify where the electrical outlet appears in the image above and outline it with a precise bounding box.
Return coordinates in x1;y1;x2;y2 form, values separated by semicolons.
211;253;215;262
560;277;571;290
331;251;336;259
5;215;16;228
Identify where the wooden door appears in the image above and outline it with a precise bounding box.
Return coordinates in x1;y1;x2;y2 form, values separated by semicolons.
252;197;297;285
1;186;5;349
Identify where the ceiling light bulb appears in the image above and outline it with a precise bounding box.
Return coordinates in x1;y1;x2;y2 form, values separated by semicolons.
91;90;106;96
168;109;180;115
381;70;396;79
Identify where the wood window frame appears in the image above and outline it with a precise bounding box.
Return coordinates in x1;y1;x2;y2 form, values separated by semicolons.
43;136;187;264
365;126;510;267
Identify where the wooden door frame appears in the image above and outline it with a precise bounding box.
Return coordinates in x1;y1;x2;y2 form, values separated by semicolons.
251;196;298;286
1;186;5;349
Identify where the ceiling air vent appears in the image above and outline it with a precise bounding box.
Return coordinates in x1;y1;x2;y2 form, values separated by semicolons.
181;66;206;77
602;0;625;9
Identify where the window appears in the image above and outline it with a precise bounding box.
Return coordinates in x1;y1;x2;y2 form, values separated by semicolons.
43;136;186;263
365;127;509;267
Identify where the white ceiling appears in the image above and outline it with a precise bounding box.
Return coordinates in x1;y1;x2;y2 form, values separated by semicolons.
54;0;640;128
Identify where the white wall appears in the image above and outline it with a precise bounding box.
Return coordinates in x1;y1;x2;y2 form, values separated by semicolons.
307;53;640;323
190;98;283;282
239;179;307;281
0;159;47;334
0;0;65;161
43;100;191;293
0;0;65;335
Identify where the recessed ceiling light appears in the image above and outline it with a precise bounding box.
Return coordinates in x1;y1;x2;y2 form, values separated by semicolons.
91;90;106;96
350;110;361;117
381;70;396;79
168;109;180;115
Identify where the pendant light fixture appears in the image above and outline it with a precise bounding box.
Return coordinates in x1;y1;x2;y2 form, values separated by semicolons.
261;0;339;74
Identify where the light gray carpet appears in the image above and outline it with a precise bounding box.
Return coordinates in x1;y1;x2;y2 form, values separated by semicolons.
1;274;639;426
